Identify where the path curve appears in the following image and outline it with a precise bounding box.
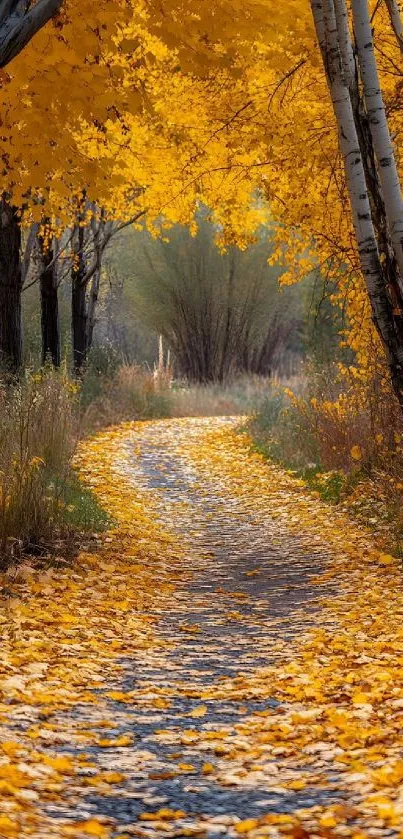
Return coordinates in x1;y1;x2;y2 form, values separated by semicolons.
5;417;400;838
48;418;344;835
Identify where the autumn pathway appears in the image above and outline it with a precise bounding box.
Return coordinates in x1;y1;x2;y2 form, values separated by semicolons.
2;417;403;838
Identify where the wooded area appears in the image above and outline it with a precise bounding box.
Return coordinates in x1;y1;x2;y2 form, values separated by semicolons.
0;0;402;400
1;0;403;559
3;4;403;837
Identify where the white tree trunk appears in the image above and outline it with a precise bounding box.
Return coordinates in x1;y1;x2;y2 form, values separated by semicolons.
352;0;403;287
314;0;382;303
385;0;403;54
309;0;403;401
333;0;355;89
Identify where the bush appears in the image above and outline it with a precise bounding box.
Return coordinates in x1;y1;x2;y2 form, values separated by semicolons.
248;362;403;548
81;364;172;431
0;369;107;567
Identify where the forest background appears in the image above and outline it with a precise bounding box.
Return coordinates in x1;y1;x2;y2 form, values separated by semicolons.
1;0;403;565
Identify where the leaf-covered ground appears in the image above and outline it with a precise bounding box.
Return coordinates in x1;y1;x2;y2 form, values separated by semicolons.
0;417;403;838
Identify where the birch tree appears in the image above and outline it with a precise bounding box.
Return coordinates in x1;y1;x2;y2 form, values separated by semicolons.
351;0;403;287
385;0;403;53
309;0;403;405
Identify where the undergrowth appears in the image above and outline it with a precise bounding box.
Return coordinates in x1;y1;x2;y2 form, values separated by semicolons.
247;363;403;553
5;358;403;566
0;369;110;568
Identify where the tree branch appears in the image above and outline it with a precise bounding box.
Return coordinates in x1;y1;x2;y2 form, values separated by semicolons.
0;0;62;68
384;0;403;54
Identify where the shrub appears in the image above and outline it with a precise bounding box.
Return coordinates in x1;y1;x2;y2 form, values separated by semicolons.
248;362;403;548
81;364;172;431
0;369;79;563
0;368;109;567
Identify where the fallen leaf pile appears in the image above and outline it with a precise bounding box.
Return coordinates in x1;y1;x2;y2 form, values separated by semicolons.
0;425;182;837
0;417;402;837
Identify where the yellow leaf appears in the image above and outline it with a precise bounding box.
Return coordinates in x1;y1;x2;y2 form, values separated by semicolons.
97;734;133;748
235;820;259;834
114;734;133;747
1;741;21;756
352;692;369;705
71;820;108;837
0;816;18;836
320;814;337;828
287;778;306;790
188;704;207;718
379;553;395;566
99;771;125;784
350;445;362;461
106;691;131;702
202;762;214;775
153;697;171;709
43;755;75;774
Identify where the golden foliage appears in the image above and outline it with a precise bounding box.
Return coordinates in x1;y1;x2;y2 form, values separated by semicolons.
0;417;402;834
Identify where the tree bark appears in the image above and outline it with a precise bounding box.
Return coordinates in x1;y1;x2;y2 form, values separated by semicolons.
310;0;403;405
39;237;60;367
86;267;100;353
72;224;88;375
352;0;403;287
334;0;400;300
0;0;62;68
0;198;22;375
385;0;403;54
333;0;355;87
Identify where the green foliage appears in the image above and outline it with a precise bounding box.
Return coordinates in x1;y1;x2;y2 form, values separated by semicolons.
300;271;353;370
56;472;112;532
106;217;309;382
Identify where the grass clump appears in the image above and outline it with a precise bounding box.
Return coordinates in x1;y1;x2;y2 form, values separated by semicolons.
0;368;109;567
248;363;403;549
81;364;172;431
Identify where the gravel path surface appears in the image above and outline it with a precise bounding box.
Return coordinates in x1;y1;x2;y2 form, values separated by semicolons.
42;418;346;836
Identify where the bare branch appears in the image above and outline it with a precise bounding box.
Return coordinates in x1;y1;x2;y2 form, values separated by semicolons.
384;0;403;54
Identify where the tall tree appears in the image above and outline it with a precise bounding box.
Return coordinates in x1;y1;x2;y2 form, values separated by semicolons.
0;198;22;374
124;220;300;383
308;0;403;405
39;234;60;367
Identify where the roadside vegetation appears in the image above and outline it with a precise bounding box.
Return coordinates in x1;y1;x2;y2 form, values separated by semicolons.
0;369;110;569
248;363;403;554
5;208;403;568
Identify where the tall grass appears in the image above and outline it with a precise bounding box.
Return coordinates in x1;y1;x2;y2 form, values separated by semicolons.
81;365;172;431
0;368;112;568
82;363;280;430
168;375;279;417
248;363;403;549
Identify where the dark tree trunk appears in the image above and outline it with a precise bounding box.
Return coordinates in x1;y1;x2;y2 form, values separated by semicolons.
0;198;22;375
72;225;88;375
86;268;100;354
0;0;63;69
39;239;60;367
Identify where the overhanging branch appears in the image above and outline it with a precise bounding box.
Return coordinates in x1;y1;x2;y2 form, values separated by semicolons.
0;0;62;68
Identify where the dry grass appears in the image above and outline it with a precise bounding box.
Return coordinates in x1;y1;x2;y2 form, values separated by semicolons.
249;363;403;551
168;375;276;417
82;364;280;430
0;369;79;565
81;365;172;431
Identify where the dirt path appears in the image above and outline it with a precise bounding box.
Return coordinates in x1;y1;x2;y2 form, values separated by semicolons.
2;418;403;838
45;419;342;834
